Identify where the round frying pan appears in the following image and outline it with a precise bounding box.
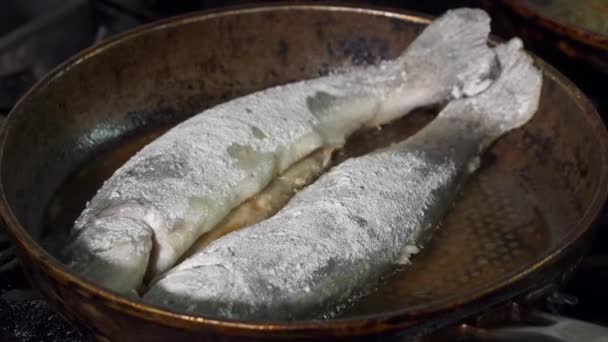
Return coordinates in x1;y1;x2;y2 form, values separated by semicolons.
0;3;607;341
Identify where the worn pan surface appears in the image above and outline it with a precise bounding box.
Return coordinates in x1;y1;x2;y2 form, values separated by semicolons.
0;4;607;341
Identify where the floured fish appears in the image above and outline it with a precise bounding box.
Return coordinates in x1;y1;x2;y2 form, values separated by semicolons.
143;38;543;320
62;8;497;295
184;147;334;256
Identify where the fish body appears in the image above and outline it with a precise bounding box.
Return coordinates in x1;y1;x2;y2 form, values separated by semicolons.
184;147;334;256
143;39;543;320
62;8;497;295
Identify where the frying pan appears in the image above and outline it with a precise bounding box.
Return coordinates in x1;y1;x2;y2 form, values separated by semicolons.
481;0;608;73
0;3;607;341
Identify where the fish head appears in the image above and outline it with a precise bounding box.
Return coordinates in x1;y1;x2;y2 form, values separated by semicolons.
62;215;153;295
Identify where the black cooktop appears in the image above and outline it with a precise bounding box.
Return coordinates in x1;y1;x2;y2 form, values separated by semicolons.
1;1;607;341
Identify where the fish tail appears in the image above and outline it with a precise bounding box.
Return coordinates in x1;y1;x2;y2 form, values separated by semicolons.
402;8;498;99
368;8;497;127
489;38;543;130
440;38;543;150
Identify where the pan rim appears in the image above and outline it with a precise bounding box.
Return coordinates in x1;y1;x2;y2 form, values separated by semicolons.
0;2;606;337
503;0;608;51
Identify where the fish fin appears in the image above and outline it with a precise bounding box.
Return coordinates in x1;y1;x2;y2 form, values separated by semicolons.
440;38;543;150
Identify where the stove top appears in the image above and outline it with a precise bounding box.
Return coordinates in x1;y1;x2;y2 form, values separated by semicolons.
1;1;607;341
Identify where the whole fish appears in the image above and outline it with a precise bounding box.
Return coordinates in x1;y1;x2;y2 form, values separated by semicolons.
143;38;542;320
62;8;497;295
